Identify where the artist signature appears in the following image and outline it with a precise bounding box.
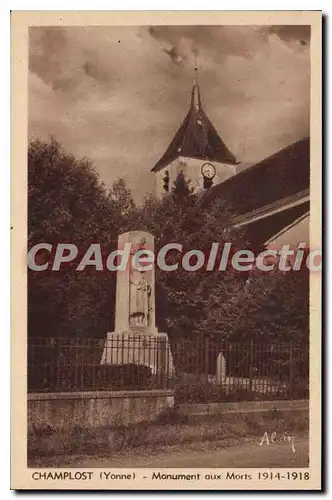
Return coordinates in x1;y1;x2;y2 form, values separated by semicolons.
258;431;296;453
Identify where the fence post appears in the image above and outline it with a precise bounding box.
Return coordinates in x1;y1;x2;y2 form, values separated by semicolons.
55;338;60;391
289;345;293;398
205;336;209;390
81;340;85;390
249;338;254;394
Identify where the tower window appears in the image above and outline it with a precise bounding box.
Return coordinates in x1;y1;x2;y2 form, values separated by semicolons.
163;170;170;192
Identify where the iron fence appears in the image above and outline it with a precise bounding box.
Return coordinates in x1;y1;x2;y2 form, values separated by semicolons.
173;337;309;402
28;336;172;393
28;336;309;401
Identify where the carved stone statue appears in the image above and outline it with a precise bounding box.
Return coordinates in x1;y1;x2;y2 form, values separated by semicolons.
129;272;151;327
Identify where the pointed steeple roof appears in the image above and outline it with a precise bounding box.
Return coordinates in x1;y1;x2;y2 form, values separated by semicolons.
152;82;240;172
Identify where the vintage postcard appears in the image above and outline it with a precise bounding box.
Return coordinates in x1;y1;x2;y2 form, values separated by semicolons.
11;11;322;490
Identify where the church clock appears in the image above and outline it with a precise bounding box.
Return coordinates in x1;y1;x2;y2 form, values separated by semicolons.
201;162;216;179
201;162;216;188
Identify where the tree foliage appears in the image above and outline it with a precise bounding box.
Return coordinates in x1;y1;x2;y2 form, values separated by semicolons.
227;268;309;343
28;140;135;338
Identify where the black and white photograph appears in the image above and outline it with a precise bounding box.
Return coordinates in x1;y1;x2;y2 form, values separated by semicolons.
11;10;322;491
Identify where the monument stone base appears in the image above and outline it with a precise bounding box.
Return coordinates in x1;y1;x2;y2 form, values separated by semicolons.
101;331;174;376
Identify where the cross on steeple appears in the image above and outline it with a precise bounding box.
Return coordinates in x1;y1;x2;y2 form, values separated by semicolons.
193;49;199;85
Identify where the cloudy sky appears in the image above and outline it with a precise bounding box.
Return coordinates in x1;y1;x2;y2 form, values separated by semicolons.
29;25;310;202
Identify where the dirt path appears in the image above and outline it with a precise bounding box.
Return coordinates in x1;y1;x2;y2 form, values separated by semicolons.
31;436;309;468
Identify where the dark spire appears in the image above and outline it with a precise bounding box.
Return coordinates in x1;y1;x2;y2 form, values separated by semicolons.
152;77;240;172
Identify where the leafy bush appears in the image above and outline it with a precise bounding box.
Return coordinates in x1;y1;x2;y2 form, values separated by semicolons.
96;363;152;390
29;363;153;392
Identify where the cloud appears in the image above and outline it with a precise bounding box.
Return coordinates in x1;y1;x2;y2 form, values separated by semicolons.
28;25;310;202
268;25;311;44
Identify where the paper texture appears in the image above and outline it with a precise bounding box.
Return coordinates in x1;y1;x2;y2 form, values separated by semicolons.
11;10;321;490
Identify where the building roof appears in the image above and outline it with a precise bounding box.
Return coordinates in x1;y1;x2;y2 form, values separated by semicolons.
152;83;240;172
197;137;310;216
239;202;310;247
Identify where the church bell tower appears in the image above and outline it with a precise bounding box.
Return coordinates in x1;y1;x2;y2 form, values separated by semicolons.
152;66;240;197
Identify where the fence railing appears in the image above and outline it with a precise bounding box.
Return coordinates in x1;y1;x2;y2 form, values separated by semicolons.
173;338;309;402
28;336;309;402
28;336;173;393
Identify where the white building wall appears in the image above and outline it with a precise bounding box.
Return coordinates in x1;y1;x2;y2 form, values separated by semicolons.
154;156;237;198
267;214;310;248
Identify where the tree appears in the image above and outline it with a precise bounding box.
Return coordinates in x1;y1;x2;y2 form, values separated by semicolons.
171;171;194;204
228;267;309;343
28;139;136;338
109;177;138;228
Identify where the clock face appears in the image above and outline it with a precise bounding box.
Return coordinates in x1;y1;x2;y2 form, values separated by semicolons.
201;162;216;179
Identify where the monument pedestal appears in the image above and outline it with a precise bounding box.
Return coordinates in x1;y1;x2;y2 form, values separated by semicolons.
101;331;174;376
